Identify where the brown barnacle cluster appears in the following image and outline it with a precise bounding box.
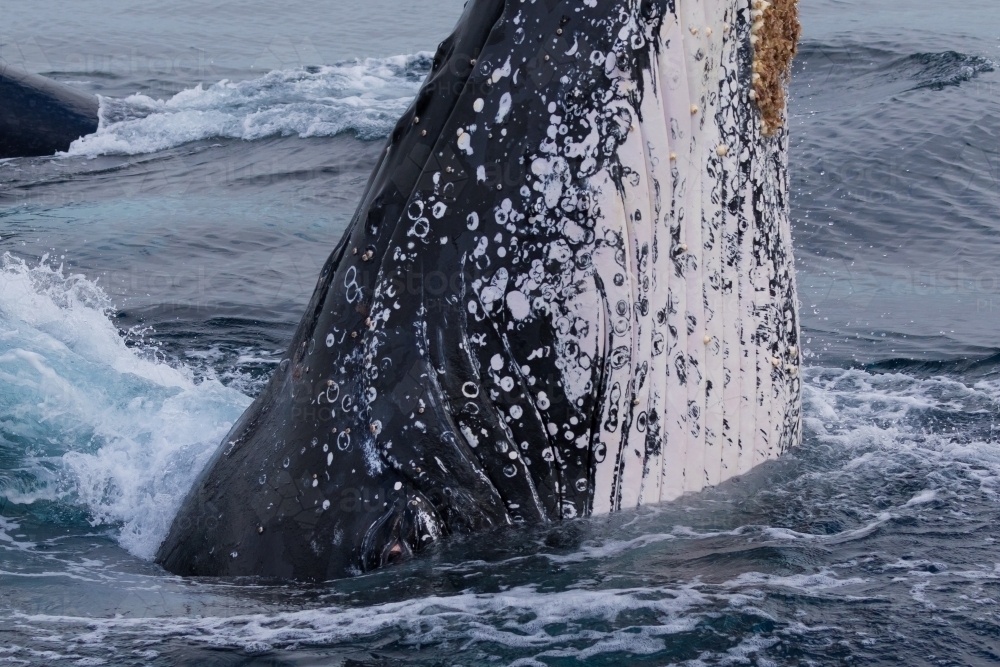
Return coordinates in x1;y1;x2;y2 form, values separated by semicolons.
748;0;801;135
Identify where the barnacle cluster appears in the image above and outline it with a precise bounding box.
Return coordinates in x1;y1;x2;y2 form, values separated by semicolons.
749;0;800;135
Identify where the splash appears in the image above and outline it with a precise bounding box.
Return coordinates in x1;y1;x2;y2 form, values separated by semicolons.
65;53;433;156
0;254;250;558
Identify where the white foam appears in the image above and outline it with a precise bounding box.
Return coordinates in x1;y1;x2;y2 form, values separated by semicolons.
543;532;675;563
904;489;938;506
0;254;250;559
801;367;1000;501
726;569;866;595
65;53;432;157
0;517;36;552
15;582;711;658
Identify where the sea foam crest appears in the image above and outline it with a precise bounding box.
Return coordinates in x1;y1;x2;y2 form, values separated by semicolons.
0;254;250;558
66;53;432;157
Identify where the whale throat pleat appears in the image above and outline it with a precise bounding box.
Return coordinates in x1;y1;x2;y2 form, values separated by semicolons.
588;0;801;508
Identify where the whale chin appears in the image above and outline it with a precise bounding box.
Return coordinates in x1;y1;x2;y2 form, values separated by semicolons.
157;0;802;581
0;63;99;158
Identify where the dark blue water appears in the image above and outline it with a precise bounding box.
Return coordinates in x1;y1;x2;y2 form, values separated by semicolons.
2;1;1000;664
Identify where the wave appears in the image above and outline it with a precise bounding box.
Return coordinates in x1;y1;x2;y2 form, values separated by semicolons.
795;43;995;87
901;51;996;90
791;43;995;110
0;254;250;559
65;53;432;157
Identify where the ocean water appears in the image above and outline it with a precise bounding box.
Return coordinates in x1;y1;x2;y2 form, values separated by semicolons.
2;0;1000;664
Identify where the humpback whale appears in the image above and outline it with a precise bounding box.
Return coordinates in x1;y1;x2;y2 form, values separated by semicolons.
0;63;99;158
157;0;802;580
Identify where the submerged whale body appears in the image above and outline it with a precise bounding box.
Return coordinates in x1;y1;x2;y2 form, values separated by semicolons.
0;63;99;158
157;0;802;580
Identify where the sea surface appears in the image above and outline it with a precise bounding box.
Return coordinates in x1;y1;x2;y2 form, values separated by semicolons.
2;0;1000;664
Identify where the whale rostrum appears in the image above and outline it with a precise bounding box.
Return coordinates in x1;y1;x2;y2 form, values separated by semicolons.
157;0;802;581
